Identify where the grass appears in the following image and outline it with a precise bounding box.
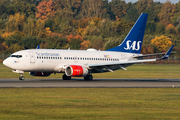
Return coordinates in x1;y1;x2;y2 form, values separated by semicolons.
0;63;180;79
0;64;180;119
0;88;180;119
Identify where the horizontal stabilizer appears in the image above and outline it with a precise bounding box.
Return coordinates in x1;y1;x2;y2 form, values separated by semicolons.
159;45;174;60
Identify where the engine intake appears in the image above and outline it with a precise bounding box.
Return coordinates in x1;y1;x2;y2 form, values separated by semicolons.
65;65;88;77
29;72;52;76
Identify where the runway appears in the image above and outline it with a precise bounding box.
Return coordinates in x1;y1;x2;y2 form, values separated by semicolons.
0;78;180;88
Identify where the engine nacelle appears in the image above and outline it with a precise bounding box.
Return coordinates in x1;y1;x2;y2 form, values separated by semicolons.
29;72;52;76
65;65;89;77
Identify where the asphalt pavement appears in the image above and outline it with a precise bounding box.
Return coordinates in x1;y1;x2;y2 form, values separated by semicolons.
0;78;180;88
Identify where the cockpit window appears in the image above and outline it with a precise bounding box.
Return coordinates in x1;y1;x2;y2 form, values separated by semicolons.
10;55;22;58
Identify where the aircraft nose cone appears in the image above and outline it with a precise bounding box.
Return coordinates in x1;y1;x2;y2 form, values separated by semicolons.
3;58;10;68
3;59;7;66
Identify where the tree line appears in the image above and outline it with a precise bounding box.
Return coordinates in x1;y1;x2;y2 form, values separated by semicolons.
0;0;180;57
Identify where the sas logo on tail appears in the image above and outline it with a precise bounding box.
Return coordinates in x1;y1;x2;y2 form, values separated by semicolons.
124;40;141;51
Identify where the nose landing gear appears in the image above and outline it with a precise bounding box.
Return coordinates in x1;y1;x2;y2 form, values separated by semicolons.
19;74;25;80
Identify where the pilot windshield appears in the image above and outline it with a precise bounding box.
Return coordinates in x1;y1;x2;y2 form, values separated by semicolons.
10;55;22;58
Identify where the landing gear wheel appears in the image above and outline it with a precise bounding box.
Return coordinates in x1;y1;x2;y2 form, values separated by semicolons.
19;76;25;81
84;75;93;81
62;74;71;80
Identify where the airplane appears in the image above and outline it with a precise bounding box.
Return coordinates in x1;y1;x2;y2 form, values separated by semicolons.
3;13;174;81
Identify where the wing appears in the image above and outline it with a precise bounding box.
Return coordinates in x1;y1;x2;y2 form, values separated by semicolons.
87;45;174;73
87;58;156;73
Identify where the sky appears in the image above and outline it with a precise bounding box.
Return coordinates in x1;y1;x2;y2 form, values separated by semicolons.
122;0;179;4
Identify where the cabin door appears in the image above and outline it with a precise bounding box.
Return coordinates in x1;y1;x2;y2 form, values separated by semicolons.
29;52;35;63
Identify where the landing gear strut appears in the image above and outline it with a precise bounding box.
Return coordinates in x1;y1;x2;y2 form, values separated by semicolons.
19;74;25;80
62;74;71;80
84;75;93;81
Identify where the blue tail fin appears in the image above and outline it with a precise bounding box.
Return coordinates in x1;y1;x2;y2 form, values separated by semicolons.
106;13;148;54
36;45;40;49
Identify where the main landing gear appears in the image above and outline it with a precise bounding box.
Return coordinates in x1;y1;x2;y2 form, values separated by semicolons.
19;74;25;80
62;74;93;81
84;75;93;81
62;74;71;80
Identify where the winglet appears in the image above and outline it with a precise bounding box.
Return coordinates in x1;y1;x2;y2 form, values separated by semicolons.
36;45;40;49
159;45;174;60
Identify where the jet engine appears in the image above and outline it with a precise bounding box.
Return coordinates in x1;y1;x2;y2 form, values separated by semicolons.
65;65;89;77
29;72;52;76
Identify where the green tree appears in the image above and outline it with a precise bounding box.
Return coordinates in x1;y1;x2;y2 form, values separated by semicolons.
113;18;131;36
23;17;46;37
6;13;26;32
155;22;165;34
69;38;82;50
98;19;114;37
6;43;23;53
2;0;37;18
109;0;130;19
5;31;24;47
0;0;10;18
86;36;104;50
165;24;177;35
20;35;42;49
158;1;176;25
45;36;67;49
0;18;6;29
172;1;180;26
54;0;82;18
124;5;139;22
0;35;5;43
145;21;156;34
103;36;125;50
80;0;108;18
176;23;180;33
11;0;36;17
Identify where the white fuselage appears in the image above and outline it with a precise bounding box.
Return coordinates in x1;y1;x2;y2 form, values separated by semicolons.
3;49;135;73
